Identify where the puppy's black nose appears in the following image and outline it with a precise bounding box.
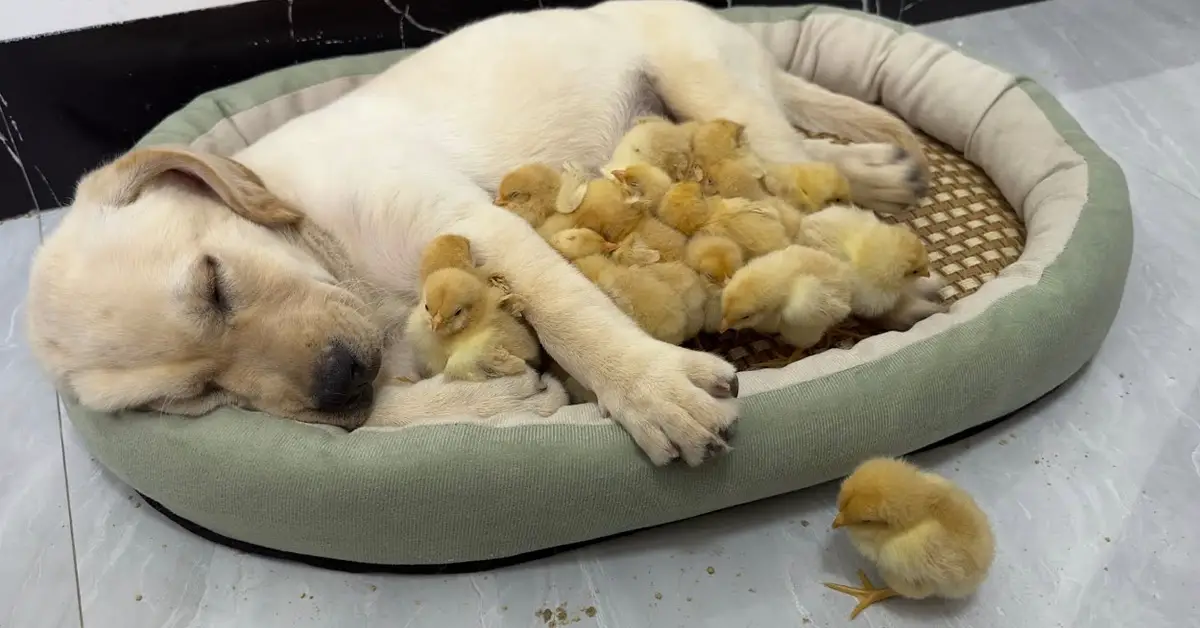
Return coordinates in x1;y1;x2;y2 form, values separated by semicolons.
314;344;376;412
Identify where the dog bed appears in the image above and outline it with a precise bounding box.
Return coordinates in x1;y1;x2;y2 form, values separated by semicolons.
62;5;1131;568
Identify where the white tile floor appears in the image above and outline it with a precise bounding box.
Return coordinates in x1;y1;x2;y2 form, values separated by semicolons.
4;1;1200;626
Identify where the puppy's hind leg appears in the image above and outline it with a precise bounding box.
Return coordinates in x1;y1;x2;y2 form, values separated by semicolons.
638;9;926;213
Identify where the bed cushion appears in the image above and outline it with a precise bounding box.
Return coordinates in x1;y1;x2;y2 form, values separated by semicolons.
62;5;1131;567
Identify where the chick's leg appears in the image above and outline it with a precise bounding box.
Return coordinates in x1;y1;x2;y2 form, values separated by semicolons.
823;570;900;620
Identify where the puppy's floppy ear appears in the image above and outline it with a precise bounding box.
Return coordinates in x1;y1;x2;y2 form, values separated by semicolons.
74;146;303;226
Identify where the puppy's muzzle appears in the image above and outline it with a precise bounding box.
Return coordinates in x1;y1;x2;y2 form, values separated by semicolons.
313;342;380;417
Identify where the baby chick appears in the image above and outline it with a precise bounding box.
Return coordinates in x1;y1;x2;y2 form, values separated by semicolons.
406;237;539;381
690;118;770;200
495;163;561;228
762;161;852;213
683;235;745;333
825;457;996;620
548;229;702;345
684;234;744;286
418;234;474;285
654;183;789;259
561;164;687;261
604;116;698;182
610;163;674;213
720;244;853;350
494;163;578;239
799;204;939;323
406;267;541;381
613;235;709;335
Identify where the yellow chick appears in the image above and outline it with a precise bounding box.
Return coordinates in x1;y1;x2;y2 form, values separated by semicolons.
690;118;770;200
406;238;540;381
494;163;578;239
548;229;701;345
720;244;853;350
418;234;474;285
762;161;852;213
683;234;744;286
798;204;938;322
406;267;541;381
683;235;745;333
495;163;562;227
612;235;709;335
610;163;674;213
603;116;698;182
654;183;789;259
825;457;996;620
560;164;687;262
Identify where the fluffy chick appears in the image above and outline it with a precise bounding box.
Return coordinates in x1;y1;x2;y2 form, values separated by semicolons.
763;161;852;213
561;165;687;261
406;267;541;381
603;116;698;182
610;162;674;212
493;163;577;239
612;235;709;335
655;184;789;259
683;234;744;286
799;204;938;323
495;163;562;227
418;234;474;284
690;118;770;200
549;229;702;345
720;245;853;350
682;235;745;332
825;457;996;620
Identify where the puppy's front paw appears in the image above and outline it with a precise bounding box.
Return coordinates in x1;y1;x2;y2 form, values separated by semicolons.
594;343;739;466
835;143;928;215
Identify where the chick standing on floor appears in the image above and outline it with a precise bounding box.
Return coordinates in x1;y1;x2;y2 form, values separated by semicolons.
719;244;853;350
405;236;540;381
825;457;996;620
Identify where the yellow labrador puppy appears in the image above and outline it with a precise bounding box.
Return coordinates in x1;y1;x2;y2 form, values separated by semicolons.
26;0;927;467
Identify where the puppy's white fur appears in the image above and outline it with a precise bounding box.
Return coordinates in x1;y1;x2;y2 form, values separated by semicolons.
28;0;926;467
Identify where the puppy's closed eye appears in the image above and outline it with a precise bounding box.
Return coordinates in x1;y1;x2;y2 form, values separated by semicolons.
202;255;230;314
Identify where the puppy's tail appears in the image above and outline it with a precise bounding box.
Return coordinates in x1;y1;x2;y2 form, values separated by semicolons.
773;72;925;165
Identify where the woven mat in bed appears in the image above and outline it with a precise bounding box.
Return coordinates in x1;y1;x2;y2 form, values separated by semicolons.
685;132;1026;371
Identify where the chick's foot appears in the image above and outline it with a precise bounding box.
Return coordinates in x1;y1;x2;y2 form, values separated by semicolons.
823;570;900;620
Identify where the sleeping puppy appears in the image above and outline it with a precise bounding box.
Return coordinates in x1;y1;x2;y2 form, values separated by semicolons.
25;0;928;467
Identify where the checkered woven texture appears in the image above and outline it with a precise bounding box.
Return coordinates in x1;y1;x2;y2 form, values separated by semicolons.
685;132;1027;370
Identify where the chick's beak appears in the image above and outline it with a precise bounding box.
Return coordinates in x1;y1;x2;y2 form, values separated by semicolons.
718;320;731;333
603;242;619;252
831;512;847;529
430;314;444;331
610;170;628;184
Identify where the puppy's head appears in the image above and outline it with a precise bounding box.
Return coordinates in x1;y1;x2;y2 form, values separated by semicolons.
28;147;383;429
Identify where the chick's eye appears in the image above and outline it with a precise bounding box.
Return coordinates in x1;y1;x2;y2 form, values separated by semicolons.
203;255;229;313
453;307;464;316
